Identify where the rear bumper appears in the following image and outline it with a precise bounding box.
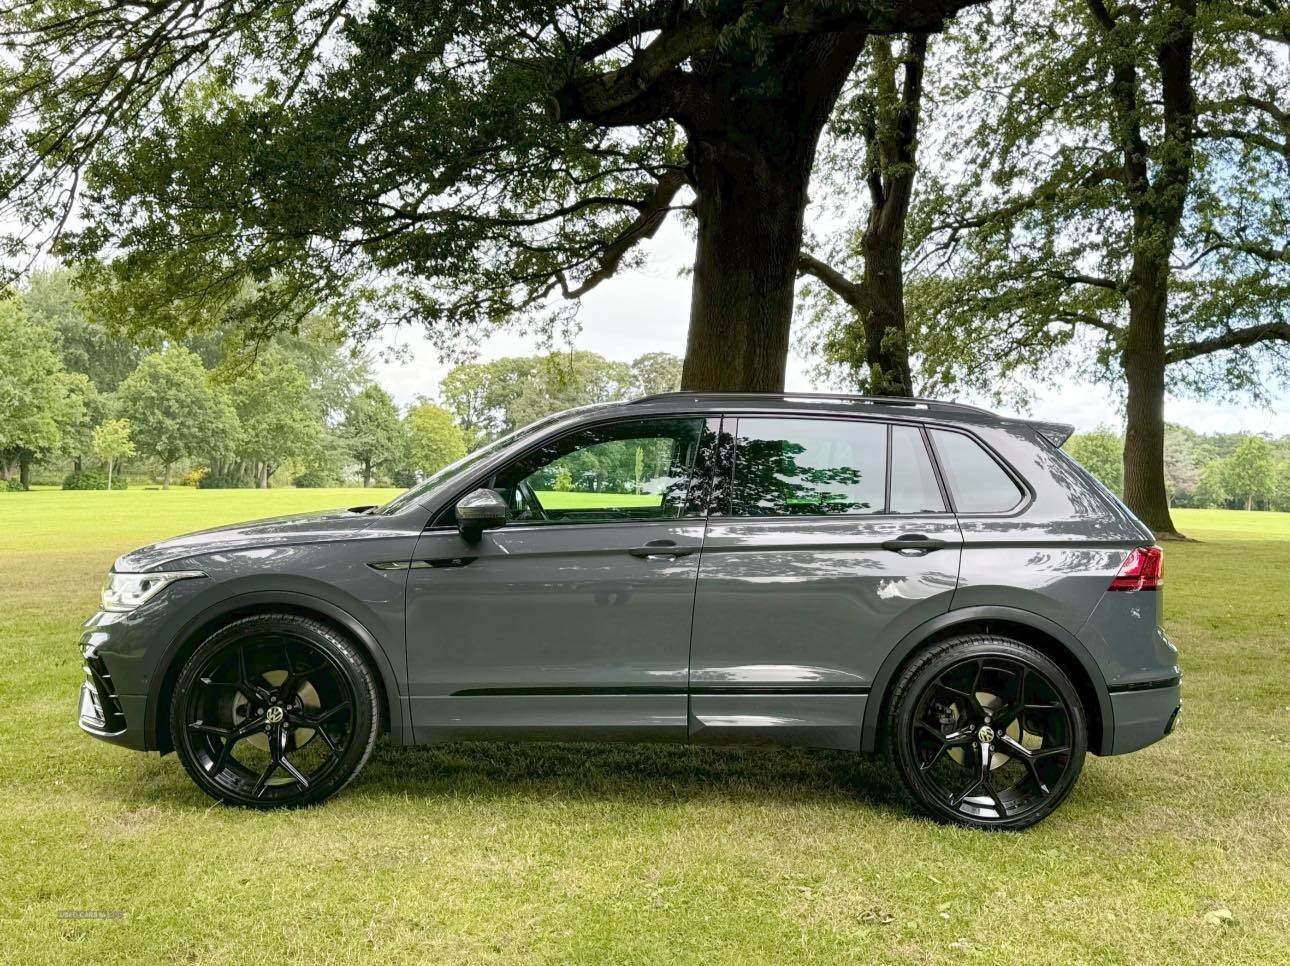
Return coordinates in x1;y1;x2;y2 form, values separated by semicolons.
1106;676;1181;755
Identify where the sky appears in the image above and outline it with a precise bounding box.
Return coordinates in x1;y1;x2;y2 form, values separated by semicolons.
371;219;1288;436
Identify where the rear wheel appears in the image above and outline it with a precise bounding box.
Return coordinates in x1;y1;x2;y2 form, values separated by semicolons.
170;614;379;808
887;635;1087;830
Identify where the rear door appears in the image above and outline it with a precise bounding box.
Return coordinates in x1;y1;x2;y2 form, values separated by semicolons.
689;416;962;749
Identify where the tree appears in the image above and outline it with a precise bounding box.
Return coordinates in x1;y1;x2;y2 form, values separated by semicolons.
0;1;984;397
341;385;403;487
440;351;635;447
91;418;135;491
115;348;240;488
1273;461;1290;513
1220;435;1275;511
898;0;1289;536
1065;429;1125;496
797;33;931;395
1194;459;1229;509
404;403;467;478
628;352;683;398
225;352;326;488
0;295;88;487
23;268;141;392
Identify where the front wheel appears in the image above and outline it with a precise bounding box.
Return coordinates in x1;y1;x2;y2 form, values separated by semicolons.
170;614;379;808
887;635;1087;830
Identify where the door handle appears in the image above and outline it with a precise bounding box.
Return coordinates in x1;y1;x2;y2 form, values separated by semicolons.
628;540;695;559
881;534;948;555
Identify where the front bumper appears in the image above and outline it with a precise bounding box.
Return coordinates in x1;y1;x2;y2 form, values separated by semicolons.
1107;676;1181;755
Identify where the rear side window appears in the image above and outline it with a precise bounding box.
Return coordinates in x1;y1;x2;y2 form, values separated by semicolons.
729;418;946;516
732;417;886;515
929;429;1024;513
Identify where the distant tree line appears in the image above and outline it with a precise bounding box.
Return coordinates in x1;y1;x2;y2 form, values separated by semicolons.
0;269;682;490
1067;426;1290;513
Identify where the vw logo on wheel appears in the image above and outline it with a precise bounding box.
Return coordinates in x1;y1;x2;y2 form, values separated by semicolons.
977;725;996;744
264;706;285;724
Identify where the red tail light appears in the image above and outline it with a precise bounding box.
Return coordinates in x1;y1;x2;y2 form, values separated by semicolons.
1109;546;1163;592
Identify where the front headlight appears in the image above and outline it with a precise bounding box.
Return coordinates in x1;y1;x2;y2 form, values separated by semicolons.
101;570;205;612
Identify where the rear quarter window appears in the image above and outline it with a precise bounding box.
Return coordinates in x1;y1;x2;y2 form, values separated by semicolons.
929;428;1024;513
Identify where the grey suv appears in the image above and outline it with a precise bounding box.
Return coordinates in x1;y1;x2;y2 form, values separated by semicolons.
78;393;1180;829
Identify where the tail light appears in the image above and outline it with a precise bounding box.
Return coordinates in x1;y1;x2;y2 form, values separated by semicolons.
1109;546;1163;592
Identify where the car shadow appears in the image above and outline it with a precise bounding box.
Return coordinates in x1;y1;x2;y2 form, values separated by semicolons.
348;738;911;813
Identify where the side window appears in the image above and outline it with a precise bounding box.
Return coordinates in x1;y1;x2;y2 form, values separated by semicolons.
929;428;1024;513
731;418;886;516
890;425;945;513
491;417;705;524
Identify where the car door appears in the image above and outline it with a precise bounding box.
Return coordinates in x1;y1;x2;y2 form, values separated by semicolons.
405;415;716;743
688;415;962;749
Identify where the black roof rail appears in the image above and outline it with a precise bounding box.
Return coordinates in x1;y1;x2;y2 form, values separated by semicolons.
627;390;996;416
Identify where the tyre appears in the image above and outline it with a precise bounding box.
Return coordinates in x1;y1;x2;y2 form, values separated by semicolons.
170;614;379;808
886;634;1087;830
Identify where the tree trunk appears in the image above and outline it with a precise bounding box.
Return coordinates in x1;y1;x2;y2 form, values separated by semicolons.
107;460;114;491
162;462;171;489
680;29;869;392
18;455;31;490
859;230;914;395
1122;283;1180;537
362;461;372;487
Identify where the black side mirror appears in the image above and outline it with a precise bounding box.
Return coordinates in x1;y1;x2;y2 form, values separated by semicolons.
455;488;508;539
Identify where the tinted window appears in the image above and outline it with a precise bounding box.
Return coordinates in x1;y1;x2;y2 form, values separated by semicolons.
492;417;704;524
732;418;886;516
890;425;945;513
930;429;1023;512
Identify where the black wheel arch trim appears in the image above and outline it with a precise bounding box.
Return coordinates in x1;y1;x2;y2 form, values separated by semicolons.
861;605;1115;756
145;590;408;753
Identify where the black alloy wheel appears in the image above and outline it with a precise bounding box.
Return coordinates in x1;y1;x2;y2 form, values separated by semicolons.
888;635;1087;830
171;614;379;808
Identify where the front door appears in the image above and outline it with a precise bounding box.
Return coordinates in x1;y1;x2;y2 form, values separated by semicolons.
689;416;963;749
406;415;714;743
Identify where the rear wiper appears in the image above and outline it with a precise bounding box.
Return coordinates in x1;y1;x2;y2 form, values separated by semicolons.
347;505;378;514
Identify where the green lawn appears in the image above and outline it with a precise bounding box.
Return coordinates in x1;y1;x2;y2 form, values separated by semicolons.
0;492;1286;963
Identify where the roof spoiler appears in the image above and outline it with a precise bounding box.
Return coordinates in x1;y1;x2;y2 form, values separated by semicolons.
1028;420;1076;447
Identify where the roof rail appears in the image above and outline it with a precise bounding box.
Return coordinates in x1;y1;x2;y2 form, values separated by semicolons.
628;390;996;416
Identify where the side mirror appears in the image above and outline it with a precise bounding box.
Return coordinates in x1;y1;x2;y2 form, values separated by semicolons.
455;488;508;539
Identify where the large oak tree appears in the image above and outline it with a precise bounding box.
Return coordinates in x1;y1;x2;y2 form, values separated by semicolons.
0;0;981;394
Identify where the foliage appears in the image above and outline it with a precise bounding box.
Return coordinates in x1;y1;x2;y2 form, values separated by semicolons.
340;385;404;487
1194;460;1230;509
222;350;326;487
61;469;127;490
0;295;88;485
3;478;25;492
1065;429;1124;496
23;268;142;393
180;467;208;488
90;418;135;490
114;347;240;487
292;468;341;489
1219;436;1276;511
441;351;678;448
404;403;467;479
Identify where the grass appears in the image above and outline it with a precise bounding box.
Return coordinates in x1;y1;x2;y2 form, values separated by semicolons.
0;490;1287;963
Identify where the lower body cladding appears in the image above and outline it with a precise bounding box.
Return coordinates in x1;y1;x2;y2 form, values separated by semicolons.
408;690;869;750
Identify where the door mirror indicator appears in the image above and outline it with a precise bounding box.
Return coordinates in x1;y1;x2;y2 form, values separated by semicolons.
455;488;508;539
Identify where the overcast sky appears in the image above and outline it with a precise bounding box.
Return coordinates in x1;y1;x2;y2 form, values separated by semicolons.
371;219;1287;435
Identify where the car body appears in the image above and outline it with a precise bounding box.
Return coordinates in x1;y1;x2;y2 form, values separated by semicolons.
78;392;1181;827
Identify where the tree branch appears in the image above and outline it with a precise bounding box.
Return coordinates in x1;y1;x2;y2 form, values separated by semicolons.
1166;322;1290;362
797;252;867;313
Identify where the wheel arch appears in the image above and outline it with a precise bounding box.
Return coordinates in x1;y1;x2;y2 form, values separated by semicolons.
147;591;407;754
862;606;1113;756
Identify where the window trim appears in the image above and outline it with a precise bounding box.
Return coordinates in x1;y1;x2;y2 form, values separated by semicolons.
722;414;955;521
428;413;717;530
923;425;1033;517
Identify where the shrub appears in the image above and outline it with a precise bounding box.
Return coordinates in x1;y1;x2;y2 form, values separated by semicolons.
180;467;208;487
197;468;251;489
63;470;106;490
292;468;340;488
3;478;24;492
